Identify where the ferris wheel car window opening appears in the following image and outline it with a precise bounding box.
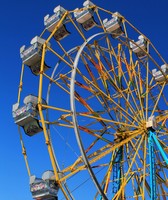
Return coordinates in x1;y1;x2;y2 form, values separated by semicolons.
20;36;51;75
30;171;59;200
74;0;97;31
12;95;47;136
103;12;124;38
130;35;147;59
44;5;70;41
152;64;168;82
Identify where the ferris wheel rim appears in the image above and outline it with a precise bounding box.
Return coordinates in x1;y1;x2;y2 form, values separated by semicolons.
70;32;112;199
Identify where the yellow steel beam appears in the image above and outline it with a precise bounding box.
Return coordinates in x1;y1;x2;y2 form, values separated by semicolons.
38;104;70;200
60;131;143;182
19;128;31;176
17;63;25;104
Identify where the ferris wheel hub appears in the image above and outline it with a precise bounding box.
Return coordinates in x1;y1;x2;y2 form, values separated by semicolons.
146;115;157;131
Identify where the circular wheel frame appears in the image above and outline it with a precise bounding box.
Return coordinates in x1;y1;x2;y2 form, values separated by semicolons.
15;3;168;200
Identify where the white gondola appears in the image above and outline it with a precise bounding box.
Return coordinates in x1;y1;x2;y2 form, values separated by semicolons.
74;0;96;31
30;171;59;200
152;64;168;82
130;35;147;58
44;5;70;41
103;12;123;38
12;95;46;136
146;115;157;131
23;94;47;106
20;36;51;75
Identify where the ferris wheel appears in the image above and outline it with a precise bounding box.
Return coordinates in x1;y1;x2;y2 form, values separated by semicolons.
12;1;168;199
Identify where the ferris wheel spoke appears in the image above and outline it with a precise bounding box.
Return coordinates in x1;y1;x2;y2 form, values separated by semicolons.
43;73;72;95
78;126;112;144
110;56;143;122
77;112;140;129
93;133;144;198
63;131;146;198
127;138;147;197
113;134;145;199
73;79;138;128
131;61;147;120
90;133;139;168
97;42;144;122
48;46;73;69
61;145;113;182
109;82;143;123
145;48;150;121
58;74;110;129
151;82;166;116
120;64;144;122
56;42;75;65
77;71;140;125
129;140;144;167
53;70;141;132
94;41;116;72
103;154;114;195
125;157;141;197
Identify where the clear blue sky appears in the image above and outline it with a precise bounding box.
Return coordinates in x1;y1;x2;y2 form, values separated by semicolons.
0;0;168;199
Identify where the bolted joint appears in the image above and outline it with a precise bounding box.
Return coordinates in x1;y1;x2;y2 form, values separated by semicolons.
39;70;44;74
37;102;42;110
19;83;23;89
22;149;26;156
45;140;50;145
